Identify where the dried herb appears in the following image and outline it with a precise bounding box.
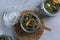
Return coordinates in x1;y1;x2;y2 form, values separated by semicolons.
44;0;60;13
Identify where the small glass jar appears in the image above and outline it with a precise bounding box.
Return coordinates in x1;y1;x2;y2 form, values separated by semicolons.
36;0;60;16
20;10;41;33
0;35;12;40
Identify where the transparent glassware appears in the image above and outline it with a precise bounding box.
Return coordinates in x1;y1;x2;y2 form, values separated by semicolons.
36;0;60;16
0;35;12;40
3;7;20;26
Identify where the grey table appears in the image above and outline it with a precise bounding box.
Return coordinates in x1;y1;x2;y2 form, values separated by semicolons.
0;0;60;40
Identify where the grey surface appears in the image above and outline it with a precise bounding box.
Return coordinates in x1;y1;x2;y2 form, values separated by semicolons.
0;0;60;40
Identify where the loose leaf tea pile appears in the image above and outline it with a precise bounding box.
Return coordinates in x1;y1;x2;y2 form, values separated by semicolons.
13;10;51;40
13;10;44;40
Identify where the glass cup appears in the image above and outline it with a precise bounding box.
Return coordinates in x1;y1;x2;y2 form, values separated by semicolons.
3;7;20;26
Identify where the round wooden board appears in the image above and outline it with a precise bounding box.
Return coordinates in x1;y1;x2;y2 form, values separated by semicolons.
13;10;44;40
